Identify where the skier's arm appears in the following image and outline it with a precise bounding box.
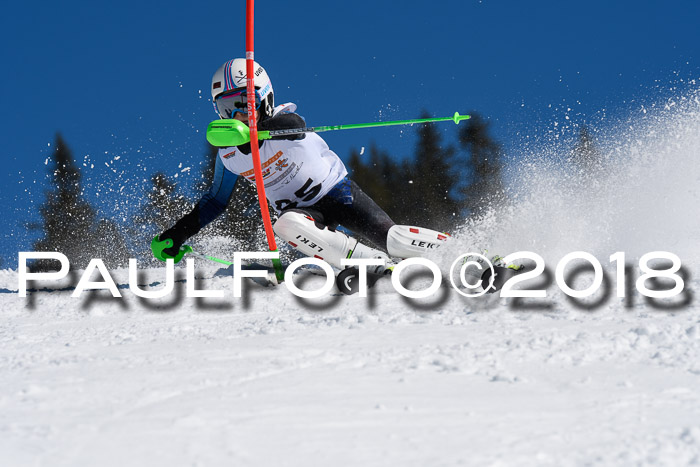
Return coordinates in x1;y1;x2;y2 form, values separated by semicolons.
235;112;307;154
158;156;237;256
260;112;306;139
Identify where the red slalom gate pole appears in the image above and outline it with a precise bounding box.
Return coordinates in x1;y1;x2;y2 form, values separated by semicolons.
246;0;284;281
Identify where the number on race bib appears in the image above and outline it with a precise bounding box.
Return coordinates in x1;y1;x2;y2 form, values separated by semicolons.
294;178;322;202
274;178;323;211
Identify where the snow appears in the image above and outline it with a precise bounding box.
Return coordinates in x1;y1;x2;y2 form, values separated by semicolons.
2;268;700;466
2;90;700;465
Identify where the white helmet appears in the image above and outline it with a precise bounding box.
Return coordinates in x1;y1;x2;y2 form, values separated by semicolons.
211;58;274;120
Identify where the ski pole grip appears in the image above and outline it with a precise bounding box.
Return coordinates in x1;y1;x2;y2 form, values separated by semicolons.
453;112;471;124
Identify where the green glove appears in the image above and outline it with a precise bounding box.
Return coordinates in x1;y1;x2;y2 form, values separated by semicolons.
151;235;192;264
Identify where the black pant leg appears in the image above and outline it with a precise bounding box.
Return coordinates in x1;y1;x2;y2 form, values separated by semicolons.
325;181;395;251
285;179;396;252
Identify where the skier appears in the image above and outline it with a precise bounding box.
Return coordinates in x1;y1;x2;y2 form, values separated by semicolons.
152;58;450;273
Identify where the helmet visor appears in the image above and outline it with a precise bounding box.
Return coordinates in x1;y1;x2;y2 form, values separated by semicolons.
215;88;261;118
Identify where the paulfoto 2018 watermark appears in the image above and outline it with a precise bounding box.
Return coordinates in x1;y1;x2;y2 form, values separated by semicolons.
17;251;687;302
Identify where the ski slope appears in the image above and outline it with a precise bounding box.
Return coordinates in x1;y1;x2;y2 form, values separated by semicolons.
2;91;700;466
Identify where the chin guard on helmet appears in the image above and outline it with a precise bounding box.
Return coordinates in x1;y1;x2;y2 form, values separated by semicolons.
211;58;275;120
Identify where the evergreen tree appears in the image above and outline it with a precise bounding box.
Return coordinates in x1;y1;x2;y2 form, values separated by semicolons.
133;171;186;239
348;114;467;230
459;113;505;215
407;116;463;229
31;134;129;270
347;145;402;219
93;218;132;264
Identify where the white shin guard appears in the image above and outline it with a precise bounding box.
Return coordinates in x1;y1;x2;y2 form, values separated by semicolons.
386;225;451;258
273;212;389;270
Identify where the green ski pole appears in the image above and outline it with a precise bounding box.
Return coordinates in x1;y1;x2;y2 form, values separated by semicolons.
152;236;280;279
188;250;284;285
207;112;471;147
187;250;233;266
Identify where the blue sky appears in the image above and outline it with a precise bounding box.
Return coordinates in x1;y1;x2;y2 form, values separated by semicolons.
1;0;698;263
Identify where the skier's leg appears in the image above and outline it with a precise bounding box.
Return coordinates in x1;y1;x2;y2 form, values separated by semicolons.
273;209;389;270
275;179;451;271
386;225;451;258
327;181;451;258
317;179;395;251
